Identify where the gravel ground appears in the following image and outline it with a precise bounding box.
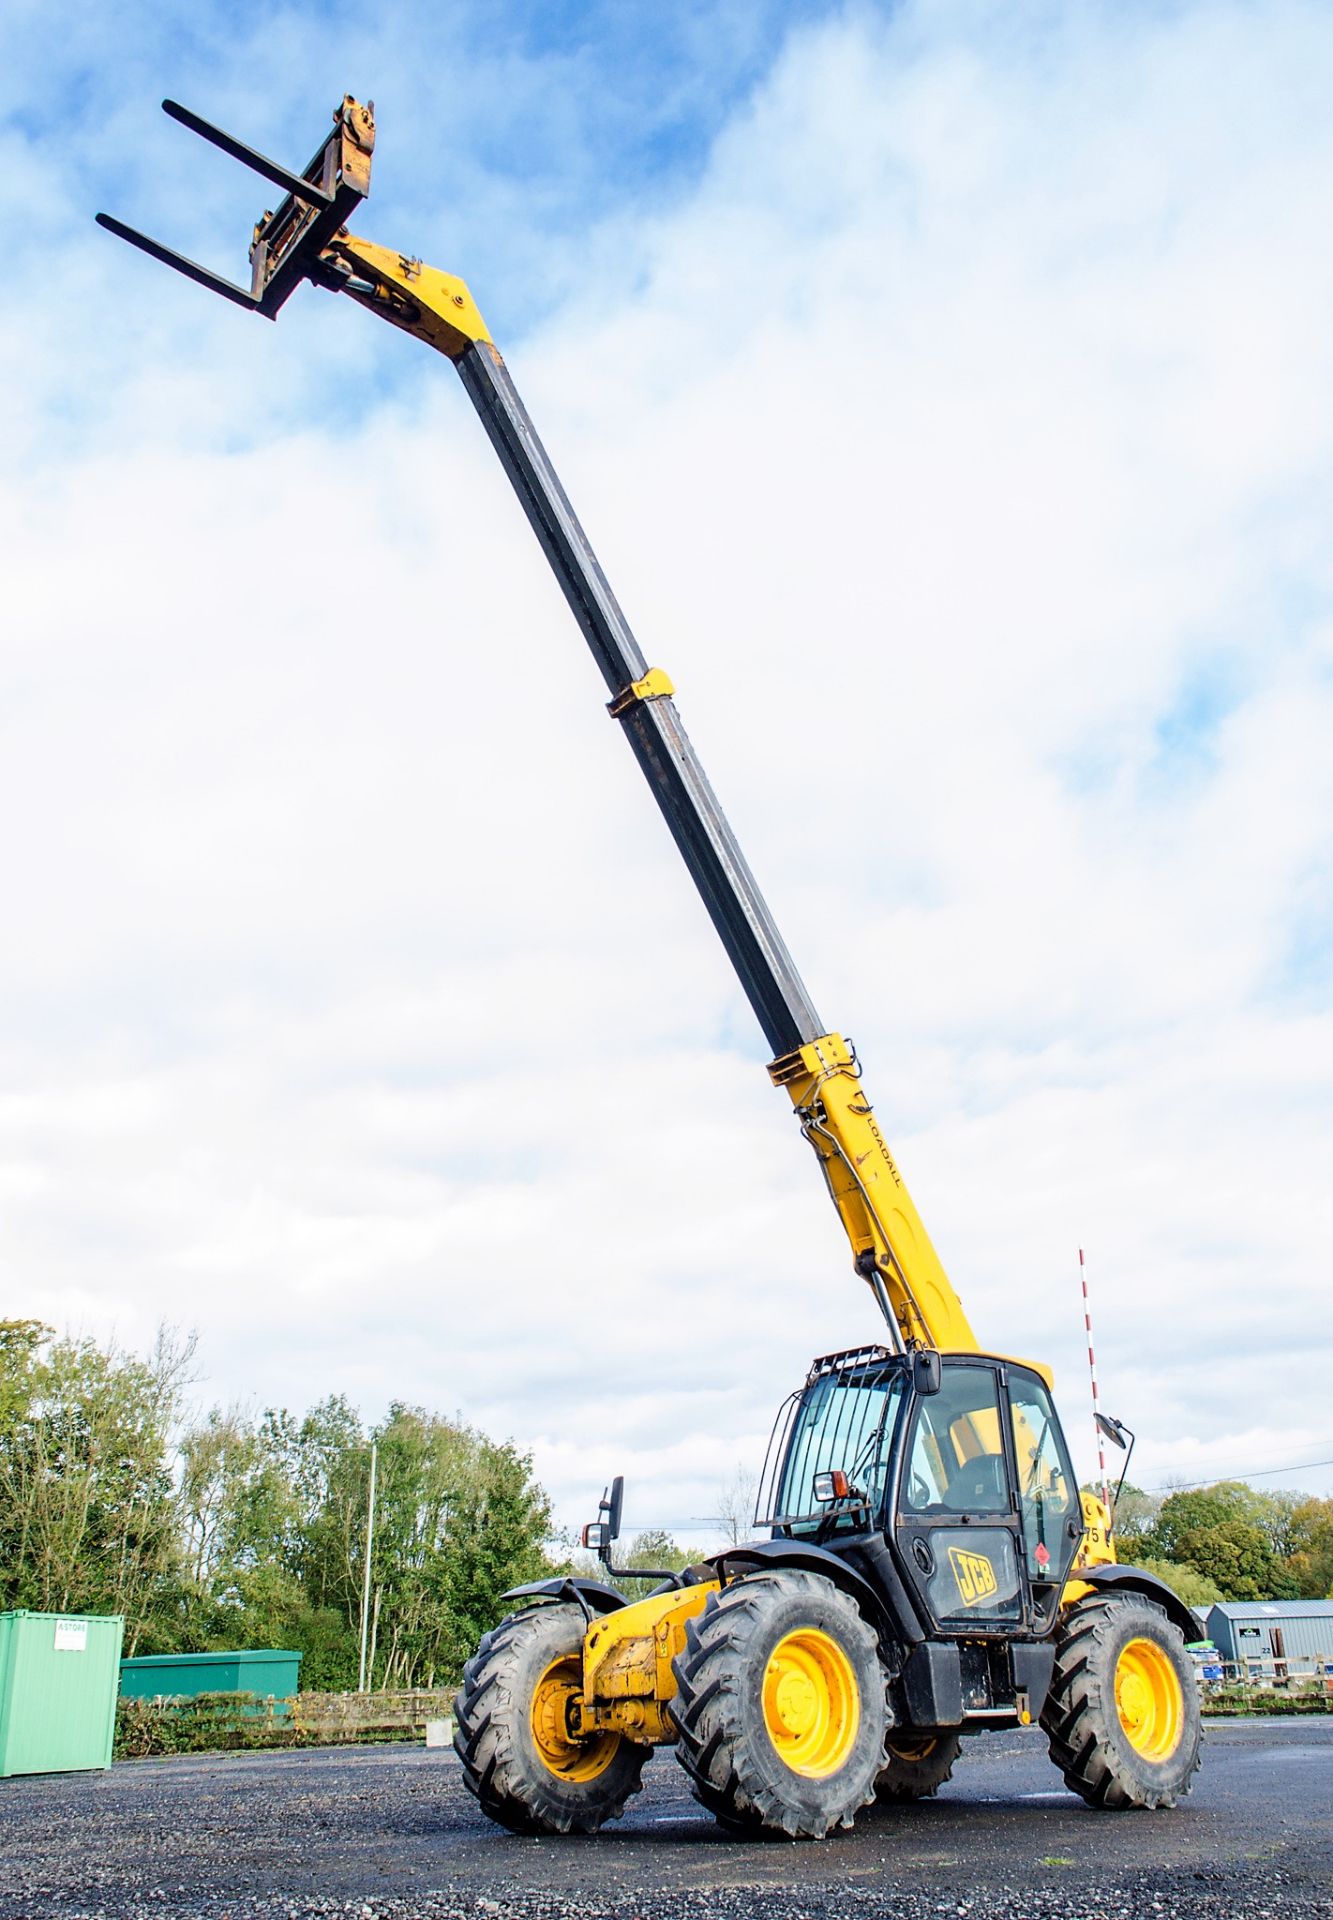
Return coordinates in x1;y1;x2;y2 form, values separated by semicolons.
1;1719;1329;1920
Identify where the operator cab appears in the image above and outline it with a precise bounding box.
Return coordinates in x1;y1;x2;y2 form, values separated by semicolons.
756;1346;1083;1635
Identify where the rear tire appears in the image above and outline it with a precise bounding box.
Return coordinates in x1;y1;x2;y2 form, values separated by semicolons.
671;1569;889;1839
875;1729;961;1801
454;1603;648;1834
1041;1594;1201;1810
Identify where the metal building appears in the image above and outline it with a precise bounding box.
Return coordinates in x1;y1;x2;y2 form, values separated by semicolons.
1206;1600;1333;1677
118;1648;302;1701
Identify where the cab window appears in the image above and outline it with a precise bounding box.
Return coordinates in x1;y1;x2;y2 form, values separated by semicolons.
902;1365;1010;1514
1008;1371;1078;1581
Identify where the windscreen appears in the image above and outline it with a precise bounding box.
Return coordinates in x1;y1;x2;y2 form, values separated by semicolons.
759;1358;906;1533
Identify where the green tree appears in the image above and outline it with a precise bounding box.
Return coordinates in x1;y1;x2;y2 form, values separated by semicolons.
252;1399;553;1691
1108;1483;1160;1549
614;1528;693;1597
623;1528;692;1572
1282;1498;1333;1599
437;1432;552;1683
1141;1479;1327;1600
262;1395;368;1624
1175;1518;1274;1602
0;1320;49;1431
242;1398;367;1688
165;1403;351;1672
1132;1556;1224;1614
1147;1481;1302;1564
1146;1484;1245;1560
0;1324;195;1652
362;1404;473;1690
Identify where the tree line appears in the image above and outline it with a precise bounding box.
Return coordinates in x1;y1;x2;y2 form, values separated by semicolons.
0;1320;551;1687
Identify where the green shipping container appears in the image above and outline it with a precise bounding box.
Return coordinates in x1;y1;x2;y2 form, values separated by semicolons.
0;1611;123;1777
118;1648;302;1700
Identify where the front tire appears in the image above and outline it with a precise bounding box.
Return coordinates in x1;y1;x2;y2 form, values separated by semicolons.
454;1603;647;1834
671;1569;889;1839
876;1730;961;1801
1041;1594;1201;1810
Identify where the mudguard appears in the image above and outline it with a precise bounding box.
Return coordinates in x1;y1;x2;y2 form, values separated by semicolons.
1075;1563;1200;1644
707;1536;897;1642
500;1576;628;1620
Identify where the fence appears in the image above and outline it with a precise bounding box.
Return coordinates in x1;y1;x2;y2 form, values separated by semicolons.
293;1689;455;1741
1194;1650;1333;1716
115;1688;456;1759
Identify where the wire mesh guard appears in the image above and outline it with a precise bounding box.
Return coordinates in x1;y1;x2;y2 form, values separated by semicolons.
755;1346;906;1535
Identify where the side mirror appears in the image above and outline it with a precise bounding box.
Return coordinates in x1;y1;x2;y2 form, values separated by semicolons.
911;1349;942;1396
580;1475;625;1566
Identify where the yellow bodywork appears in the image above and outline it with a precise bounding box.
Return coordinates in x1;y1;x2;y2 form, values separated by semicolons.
571;1582;719;1746
326;233;493;361
1075;1489;1116;1568
607;665;676;716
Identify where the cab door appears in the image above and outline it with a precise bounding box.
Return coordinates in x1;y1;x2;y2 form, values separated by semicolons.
894;1358;1029;1634
1005;1364;1083;1632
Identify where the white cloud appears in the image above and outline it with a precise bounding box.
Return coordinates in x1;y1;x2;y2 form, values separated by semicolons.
4;2;1333;1544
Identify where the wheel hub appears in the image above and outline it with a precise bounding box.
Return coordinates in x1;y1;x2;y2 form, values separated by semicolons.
1114;1635;1184;1763
761;1627;860;1778
772;1666;819;1735
530;1655;619;1782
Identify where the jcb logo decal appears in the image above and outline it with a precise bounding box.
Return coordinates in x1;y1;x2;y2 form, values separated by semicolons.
947;1546;998;1605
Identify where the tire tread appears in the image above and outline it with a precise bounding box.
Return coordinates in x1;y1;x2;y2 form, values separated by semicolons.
1039;1594;1202;1811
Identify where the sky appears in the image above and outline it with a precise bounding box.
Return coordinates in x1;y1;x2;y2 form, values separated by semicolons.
4;0;1333;1549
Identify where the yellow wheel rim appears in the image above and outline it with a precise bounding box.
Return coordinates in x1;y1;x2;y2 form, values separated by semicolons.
888;1734;938;1763
761;1628;860;1778
1114;1636;1185;1763
530;1655;619;1783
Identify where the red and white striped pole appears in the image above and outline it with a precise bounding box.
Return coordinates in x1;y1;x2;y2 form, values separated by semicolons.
1080;1247;1109;1508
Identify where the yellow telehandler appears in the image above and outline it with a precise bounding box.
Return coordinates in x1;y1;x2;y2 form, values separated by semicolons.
100;95;1203;1840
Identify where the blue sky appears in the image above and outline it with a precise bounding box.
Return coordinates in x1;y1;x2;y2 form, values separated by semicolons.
5;0;1333;1536
10;1;849;442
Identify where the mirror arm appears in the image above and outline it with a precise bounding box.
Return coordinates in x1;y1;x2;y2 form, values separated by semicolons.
1110;1426;1136;1523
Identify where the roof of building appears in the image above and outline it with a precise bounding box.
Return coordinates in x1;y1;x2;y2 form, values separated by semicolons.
1206;1600;1333;1619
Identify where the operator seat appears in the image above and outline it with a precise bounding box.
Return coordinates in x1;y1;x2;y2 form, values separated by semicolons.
946;1453;1009;1512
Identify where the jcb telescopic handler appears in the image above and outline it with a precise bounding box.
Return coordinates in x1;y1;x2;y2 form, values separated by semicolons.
101;96;1203;1840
